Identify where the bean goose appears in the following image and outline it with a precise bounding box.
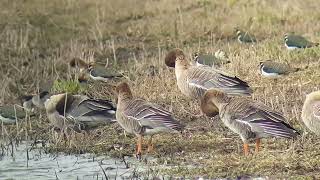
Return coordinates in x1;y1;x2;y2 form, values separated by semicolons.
115;82;183;158
301;91;320;135
44;93;116;132
200;89;299;155
165;48;252;100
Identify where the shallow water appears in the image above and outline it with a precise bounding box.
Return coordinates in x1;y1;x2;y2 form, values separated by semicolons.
0;141;268;180
0;141;148;179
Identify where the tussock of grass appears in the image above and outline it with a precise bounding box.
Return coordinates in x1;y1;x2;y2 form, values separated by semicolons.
52;79;87;94
1;0;320;179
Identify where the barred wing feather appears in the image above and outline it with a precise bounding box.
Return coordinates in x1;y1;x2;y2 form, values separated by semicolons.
188;67;252;95
232;100;298;138
124;99;182;131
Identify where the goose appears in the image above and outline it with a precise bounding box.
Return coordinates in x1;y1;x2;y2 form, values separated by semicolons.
301;91;320;135
165;48;252;100
201;89;299;155
44;93;117;132
115;82;183;158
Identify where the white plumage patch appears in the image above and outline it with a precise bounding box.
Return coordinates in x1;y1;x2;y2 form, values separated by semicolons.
261;69;282;78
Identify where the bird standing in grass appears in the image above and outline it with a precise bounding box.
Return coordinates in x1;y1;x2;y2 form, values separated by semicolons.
88;65;123;82
165;48;252;100
235;27;257;43
20;95;35;112
200;89;299;155
302;91;320;135
115;82;183;158
69;58;123;82
44;93;117;132
193;50;230;68
259;60;301;78
0;105;30;125
284;33;319;50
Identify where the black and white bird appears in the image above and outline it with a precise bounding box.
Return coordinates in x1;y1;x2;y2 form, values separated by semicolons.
88;65;123;82
235;27;257;43
0;105;32;125
284;33;319;50
193;50;230;68
259;60;300;78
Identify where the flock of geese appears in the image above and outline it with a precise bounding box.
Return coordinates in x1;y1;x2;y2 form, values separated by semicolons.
1;28;320;158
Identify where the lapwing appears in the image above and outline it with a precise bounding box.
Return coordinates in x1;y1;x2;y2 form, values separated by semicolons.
193;50;230;67
259;60;300;78
0;105;31;125
284;33;319;50
235;27;257;43
88;65;123;82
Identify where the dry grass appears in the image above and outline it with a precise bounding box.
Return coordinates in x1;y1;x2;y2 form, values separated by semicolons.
1;0;320;178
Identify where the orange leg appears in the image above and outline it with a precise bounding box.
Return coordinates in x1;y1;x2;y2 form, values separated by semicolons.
243;143;249;156
255;138;261;153
136;135;143;159
147;136;154;153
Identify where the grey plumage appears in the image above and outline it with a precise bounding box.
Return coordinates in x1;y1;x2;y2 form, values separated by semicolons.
165;49;252;100
116;83;183;136
201;89;299;155
89;65;123;81
116;82;183;157
284;33;319;50
259;60;300;78
32;91;51;109
0;105;31;125
20;95;34;111
193;50;230;67
201;89;299;141
235;28;257;43
44;93;116;132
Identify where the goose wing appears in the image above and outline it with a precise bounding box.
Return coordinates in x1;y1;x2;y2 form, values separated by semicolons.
123;99;182;131
67;97;117;122
188;66;252;96
229;99;298;138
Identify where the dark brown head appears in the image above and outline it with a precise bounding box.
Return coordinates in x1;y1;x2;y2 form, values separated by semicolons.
116;82;133;99
200;89;228;117
165;48;185;68
69;58;89;69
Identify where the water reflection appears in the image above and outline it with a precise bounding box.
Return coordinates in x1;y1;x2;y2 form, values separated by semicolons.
0;141;145;179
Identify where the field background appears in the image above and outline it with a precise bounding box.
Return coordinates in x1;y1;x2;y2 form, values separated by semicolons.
1;0;320;178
